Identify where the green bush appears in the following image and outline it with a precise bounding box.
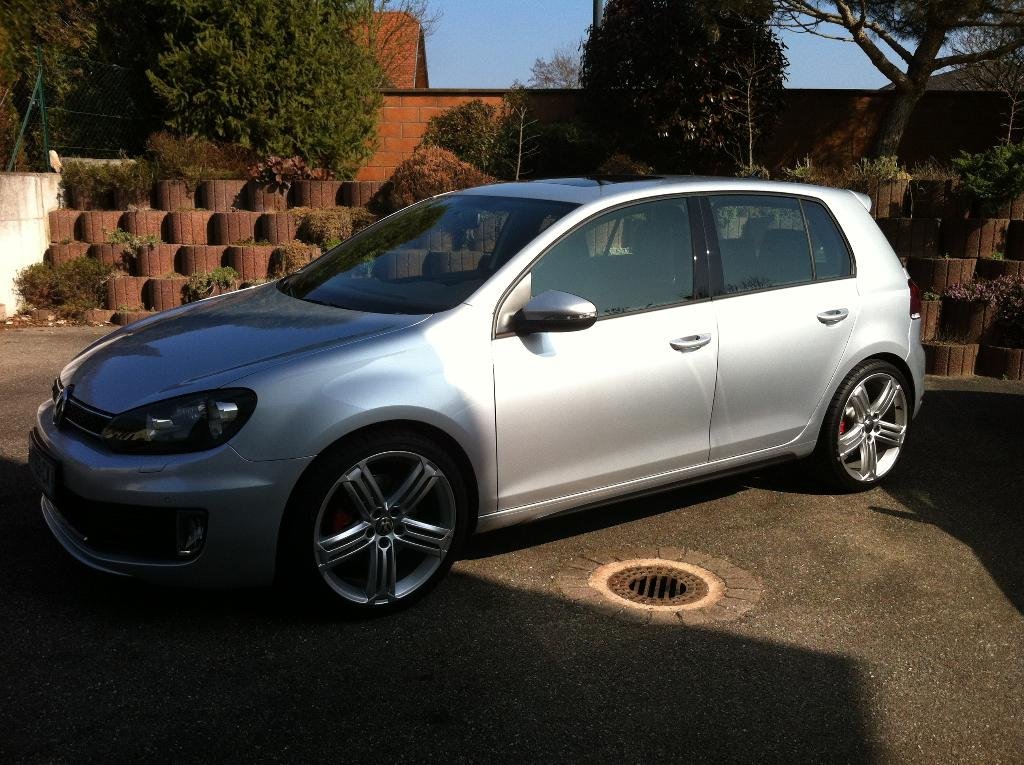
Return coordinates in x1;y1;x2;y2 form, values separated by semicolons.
61;158;156;208
532;121;610;177
420;89;542;180
16;257;115;316
14;262;59;310
146;131;253;185
294;208;353;246
952;142;1024;215
381;147;495;213
421;100;499;174
271;241;320;277
580;0;786;173
148;0;381;177
597;153;654;175
849;155;911;191
184;266;239;302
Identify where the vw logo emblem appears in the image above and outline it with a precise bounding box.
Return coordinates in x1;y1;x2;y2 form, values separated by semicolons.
52;384;72;428
375;516;395;536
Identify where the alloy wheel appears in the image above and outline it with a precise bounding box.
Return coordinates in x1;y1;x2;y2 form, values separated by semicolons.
836;372;908;482
313;450;456;605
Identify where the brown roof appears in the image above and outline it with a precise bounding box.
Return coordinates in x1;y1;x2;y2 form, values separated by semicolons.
370;11;429;89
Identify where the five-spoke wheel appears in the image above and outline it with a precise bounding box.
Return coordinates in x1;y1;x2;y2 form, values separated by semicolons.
281;430;467;612
814;360;912;491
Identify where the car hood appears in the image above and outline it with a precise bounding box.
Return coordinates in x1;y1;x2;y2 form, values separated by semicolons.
61;284;428;413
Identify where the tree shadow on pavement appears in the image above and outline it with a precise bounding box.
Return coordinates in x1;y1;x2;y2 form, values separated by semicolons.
0;454;875;763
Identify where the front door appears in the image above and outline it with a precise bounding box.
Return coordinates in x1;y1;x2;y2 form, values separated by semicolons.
492;197;718;511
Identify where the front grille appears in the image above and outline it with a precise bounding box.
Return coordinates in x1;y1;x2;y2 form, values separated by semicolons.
53;378;114;439
63;398;113;437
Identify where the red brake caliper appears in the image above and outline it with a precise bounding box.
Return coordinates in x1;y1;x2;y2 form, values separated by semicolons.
838;418;847;435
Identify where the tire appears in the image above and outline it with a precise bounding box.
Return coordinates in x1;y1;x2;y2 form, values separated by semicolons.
278;428;469;614
812;359;912;492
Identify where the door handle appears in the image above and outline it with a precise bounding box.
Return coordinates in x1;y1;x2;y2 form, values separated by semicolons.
816;308;849;325
670;334;712;352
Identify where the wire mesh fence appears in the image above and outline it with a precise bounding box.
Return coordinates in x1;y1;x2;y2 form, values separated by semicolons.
7;49;148;170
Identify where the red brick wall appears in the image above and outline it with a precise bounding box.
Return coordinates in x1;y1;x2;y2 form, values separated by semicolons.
356;88;1011;181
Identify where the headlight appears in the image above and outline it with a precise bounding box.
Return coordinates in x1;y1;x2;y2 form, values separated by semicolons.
101;389;257;454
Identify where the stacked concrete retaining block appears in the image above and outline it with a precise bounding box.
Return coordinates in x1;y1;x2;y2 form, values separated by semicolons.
41;178;379;325
876;183;1024;379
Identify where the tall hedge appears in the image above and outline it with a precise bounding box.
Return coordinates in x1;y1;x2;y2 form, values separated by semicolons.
147;0;382;176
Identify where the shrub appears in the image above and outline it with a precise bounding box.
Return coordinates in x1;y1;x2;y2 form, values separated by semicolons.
952;142;1024;215
14;262;59;310
61;157;156;208
184;266;239;302
597;153;654;175
531;120;610;177
108;228;161;258
783;156;851;188
350;208;378;235
271;241;319;277
17;257;116;316
147;131;253;186
381;147;495;213
421;100;499;174
992;275;1024;347
945;279;1000;304
421;89;544;180
247;155;333;191
54;257;116;316
850;155;911;187
580;0;786;173
294;208;353;246
147;0;381;176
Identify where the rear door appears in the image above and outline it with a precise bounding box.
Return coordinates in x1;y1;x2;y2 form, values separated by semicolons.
701;194;860;460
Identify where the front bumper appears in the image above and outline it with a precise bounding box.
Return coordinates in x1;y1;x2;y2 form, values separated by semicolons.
34;399;313;588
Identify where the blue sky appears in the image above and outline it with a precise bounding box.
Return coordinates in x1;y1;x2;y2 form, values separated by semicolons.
426;0;890;89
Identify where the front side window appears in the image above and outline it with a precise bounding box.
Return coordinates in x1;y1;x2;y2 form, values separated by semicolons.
281;195;578;314
708;195;813;294
530;198;695;316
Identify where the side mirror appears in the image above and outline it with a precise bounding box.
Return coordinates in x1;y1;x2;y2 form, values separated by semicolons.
513;290;598;334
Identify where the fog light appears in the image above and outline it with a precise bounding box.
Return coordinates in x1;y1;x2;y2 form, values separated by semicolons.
176;510;207;557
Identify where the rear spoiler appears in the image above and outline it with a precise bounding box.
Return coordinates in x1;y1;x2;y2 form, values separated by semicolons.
849;190;872;212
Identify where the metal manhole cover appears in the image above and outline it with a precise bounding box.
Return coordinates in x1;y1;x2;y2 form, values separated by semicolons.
555;548;762;625
607;564;709;606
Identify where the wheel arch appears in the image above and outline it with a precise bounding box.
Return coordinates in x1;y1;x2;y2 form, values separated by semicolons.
862;351;916;406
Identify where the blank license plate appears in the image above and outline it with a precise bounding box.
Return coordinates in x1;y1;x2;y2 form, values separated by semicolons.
28;433;58;500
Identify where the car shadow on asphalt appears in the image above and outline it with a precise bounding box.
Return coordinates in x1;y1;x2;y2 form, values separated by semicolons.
1;451;876;761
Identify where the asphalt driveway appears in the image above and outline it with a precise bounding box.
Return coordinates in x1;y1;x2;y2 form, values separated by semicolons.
1;327;1022;763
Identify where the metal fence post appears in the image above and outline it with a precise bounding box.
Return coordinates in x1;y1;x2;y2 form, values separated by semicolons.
37;46;50;167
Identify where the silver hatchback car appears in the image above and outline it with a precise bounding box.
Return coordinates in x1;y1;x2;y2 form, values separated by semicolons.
31;177;925;611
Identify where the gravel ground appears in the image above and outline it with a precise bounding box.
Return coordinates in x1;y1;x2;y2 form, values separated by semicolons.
1;327;1022;763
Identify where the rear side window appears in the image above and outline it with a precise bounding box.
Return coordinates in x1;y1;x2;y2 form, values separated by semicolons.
803;199;853;279
708;195;812;294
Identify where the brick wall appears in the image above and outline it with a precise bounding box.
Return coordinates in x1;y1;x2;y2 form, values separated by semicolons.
356;88;1011;181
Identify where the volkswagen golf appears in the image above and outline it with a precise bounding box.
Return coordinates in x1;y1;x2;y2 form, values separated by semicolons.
31;176;926;612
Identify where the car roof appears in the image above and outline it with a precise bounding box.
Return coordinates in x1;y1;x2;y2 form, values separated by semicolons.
456;175;869;211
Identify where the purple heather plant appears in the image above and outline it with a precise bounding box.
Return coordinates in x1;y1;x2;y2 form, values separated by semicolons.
944;279;1000;304
993;275;1024;347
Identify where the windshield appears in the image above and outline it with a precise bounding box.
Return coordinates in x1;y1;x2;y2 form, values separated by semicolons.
280;194;579;314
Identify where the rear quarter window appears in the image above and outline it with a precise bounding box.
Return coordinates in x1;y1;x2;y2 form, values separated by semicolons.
803;199;853;279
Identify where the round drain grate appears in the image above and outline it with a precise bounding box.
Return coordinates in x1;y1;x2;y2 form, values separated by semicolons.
608;564;709;606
